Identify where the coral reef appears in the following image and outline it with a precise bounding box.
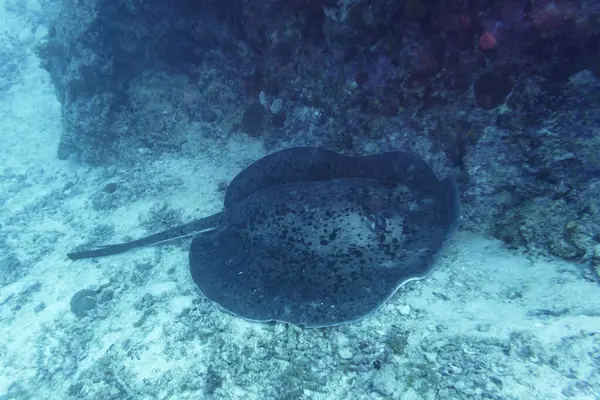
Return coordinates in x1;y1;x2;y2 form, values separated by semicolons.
37;0;600;273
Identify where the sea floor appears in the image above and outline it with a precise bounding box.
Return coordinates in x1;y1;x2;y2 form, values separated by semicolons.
1;5;599;400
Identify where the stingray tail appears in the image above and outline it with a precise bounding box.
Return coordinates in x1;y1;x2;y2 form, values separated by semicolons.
67;212;224;260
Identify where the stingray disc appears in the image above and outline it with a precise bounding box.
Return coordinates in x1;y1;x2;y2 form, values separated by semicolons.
191;170;457;327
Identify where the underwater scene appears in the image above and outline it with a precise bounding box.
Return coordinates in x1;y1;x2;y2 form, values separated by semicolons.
0;0;599;399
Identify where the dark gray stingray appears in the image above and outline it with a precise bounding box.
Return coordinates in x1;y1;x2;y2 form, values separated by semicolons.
68;147;459;327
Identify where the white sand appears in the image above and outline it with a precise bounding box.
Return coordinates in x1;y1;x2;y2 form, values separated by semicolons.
1;4;599;400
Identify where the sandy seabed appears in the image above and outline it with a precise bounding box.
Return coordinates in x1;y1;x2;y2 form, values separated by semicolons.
1;4;599;400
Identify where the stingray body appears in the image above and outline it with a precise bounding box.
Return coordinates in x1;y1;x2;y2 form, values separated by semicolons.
68;147;459;327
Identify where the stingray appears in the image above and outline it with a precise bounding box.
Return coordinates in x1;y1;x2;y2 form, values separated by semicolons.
68;147;459;327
